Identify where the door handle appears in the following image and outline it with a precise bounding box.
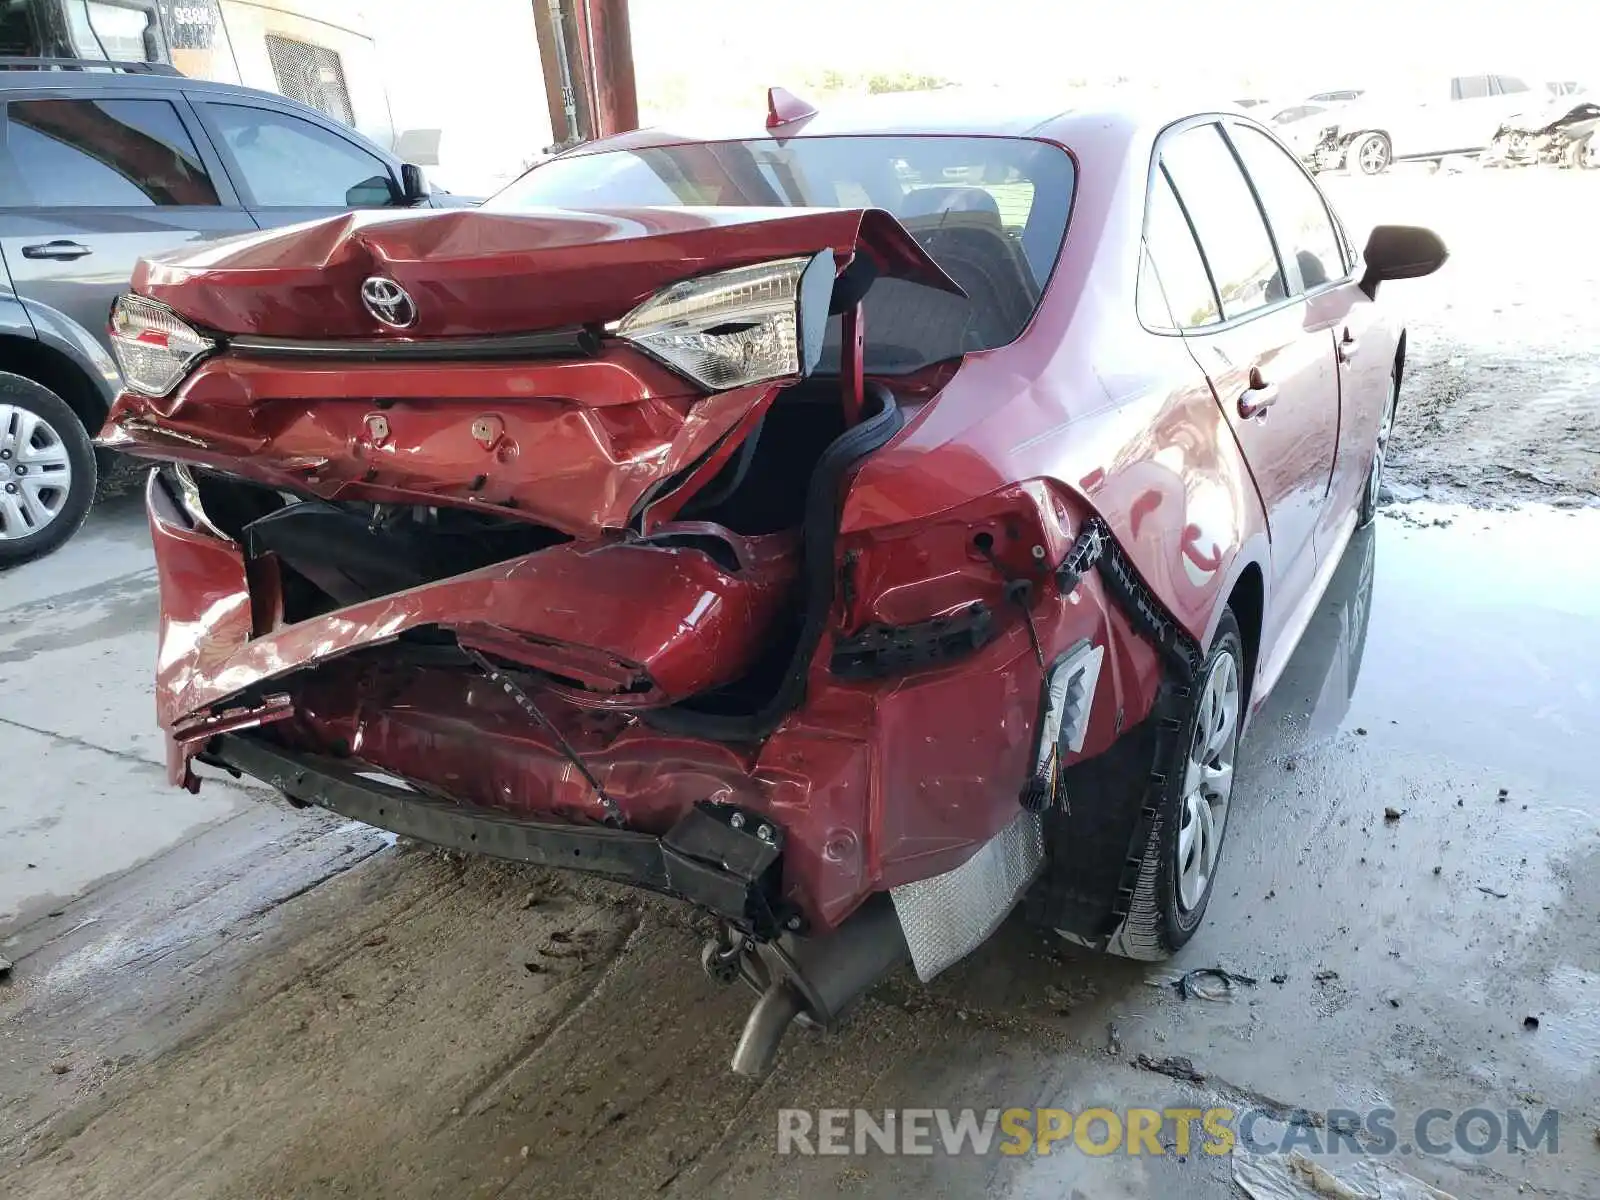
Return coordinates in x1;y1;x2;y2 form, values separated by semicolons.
21;240;93;261
1338;328;1358;364
1238;368;1279;419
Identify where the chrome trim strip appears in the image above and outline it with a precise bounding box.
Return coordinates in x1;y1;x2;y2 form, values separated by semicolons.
225;326;600;362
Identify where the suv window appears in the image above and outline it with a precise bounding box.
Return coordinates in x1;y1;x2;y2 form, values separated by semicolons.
1139;167;1220;330
202;102;394;207
1158;124;1281;322
1228;125;1345;293
1492;76;1530;96
1452;76;1492;101
2;98;219;207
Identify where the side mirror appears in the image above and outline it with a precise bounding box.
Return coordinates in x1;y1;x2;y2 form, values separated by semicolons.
1360;224;1448;297
399;163;431;205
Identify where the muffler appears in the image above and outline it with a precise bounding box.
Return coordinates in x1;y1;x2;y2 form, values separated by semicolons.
726;894;909;1078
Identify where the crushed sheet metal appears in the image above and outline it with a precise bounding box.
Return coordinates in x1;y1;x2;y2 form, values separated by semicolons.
1233;1151;1456;1200
891;809;1043;981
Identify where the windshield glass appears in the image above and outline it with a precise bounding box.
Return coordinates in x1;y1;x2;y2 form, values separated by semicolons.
487;135;1075;374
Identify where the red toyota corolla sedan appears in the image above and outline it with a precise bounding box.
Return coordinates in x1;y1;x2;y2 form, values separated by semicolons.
97;89;1444;1075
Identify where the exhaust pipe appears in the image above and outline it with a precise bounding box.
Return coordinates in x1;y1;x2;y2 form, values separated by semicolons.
729;894;908;1078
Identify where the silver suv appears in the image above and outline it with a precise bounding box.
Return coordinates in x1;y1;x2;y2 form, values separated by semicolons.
0;58;449;565
1311;74;1537;174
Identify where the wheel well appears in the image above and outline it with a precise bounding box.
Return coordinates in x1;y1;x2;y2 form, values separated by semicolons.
1226;564;1264;706
0;335;108;433
1394;329;1407;390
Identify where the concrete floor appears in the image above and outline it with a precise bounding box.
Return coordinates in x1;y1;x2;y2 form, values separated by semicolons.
1;490;1596;1198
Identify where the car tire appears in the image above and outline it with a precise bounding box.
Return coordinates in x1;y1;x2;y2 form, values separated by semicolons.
1105;609;1244;961
1358;371;1398;527
0;372;97;567
1567;134;1599;171
1352;132;1392;175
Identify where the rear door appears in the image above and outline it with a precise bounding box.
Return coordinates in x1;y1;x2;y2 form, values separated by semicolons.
1150;121;1341;653
0;87;256;359
189;97;404;230
1438;75;1500;153
1223;122;1388;555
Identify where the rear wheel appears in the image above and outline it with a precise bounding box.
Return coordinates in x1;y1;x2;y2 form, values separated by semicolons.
1359;372;1398;526
0;373;96;567
1105;610;1244;960
1353;132;1392;175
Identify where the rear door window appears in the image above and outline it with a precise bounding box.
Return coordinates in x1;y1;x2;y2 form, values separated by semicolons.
1158;123;1283;321
201;102;395;207
1139;166;1221;329
1227;124;1346;291
1;97;219;207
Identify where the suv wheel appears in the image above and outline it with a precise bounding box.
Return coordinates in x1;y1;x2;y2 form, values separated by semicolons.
1103;610;1244;960
0;372;96;566
1353;132;1392;175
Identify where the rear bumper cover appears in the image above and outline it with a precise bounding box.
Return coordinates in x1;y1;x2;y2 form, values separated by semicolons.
207;731;798;934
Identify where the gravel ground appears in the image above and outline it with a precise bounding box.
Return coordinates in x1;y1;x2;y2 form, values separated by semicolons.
1323;167;1600;507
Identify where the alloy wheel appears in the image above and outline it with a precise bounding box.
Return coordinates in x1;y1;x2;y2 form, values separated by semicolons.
1176;648;1240;913
1358;136;1391;175
0;403;74;541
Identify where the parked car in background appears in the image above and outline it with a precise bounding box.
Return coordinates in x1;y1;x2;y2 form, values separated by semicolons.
0;58;460;566
1271;100;1343;161
1306;89;1364;104
1487;88;1600;169
96;89;1444;1074
1311;74;1538;174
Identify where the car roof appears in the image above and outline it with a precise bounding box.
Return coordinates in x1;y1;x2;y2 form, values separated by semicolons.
562;87;1244;158
0;65;339;108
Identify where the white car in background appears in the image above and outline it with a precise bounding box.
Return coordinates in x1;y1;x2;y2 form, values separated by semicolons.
1310;74;1539;174
1271;101;1347;161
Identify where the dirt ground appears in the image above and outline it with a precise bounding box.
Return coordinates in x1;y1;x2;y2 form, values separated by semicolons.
3;168;1598;1200
1323;168;1600;507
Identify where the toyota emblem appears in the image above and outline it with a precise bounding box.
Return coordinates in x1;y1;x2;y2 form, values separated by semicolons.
360;277;417;329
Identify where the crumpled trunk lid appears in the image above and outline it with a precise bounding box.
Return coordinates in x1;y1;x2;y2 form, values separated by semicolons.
130;205;956;339
102;205;954;541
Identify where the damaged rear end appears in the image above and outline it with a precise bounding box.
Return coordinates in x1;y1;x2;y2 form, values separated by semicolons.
104;146;1134;1071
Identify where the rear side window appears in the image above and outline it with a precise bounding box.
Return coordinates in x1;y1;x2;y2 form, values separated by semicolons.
1139;167;1220;329
2;98;219;207
1158;124;1281;322
203;103;394;207
1227;125;1346;292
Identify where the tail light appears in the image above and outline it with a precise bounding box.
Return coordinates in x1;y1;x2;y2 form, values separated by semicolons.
836;482;1078;645
110;295;216;397
613;253;833;390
